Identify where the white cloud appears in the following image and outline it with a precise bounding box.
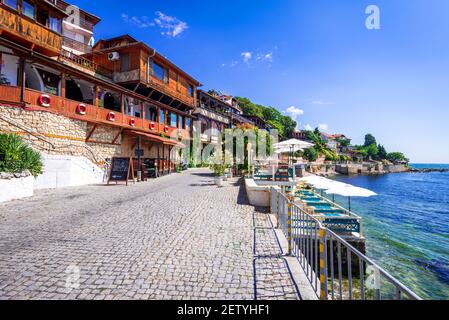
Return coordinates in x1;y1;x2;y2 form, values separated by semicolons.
121;14;154;28
256;52;273;63
154;11;188;37
304;124;313;131
241;51;253;63
318;123;329;132
286;106;304;117
308;100;333;106
121;11;188;37
285;106;305;130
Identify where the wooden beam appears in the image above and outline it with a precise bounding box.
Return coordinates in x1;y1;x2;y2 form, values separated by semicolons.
86;123;98;142
133;83;140;92
146;88;155;98
112;128;123;144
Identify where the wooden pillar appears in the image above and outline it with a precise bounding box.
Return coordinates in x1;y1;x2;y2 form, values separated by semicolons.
141;102;145;128
60;72;66;113
157;144;160;177
120;94;125;124
162;144;165;175
168;146;171;174
93;85;99;107
18;57;26;104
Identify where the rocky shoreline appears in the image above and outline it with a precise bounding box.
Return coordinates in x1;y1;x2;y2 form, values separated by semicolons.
408;168;449;173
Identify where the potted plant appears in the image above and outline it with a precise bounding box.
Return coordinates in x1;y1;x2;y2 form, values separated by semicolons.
210;152;226;186
212;164;225;186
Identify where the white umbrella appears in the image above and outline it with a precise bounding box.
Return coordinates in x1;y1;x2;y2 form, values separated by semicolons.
274;139;314;149
325;185;377;211
274;145;304;154
274;139;313;166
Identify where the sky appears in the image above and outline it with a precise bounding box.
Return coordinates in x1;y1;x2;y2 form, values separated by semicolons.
71;0;449;163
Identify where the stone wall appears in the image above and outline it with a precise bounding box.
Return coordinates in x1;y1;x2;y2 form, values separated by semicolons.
0;105;121;164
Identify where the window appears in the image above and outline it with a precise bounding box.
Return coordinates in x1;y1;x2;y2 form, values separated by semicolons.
125;97;141;117
36;68;60;95
4;0;18;10
188;85;194;97
185;118;191;129
22;1;35;19
178;115;184;129
0;53;19;86
121;53;130;72
201;119;208;134
152;61;168;83
49;16;62;33
159;109;165;124
144;103;157;122
170;112;177;128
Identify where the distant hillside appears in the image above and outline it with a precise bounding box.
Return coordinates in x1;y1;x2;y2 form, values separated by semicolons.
236;97;296;138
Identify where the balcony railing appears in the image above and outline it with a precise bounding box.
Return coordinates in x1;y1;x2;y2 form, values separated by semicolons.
53;1;95;31
0;85;191;141
62;36;92;53
60;49;112;78
0;6;62;55
147;77;195;107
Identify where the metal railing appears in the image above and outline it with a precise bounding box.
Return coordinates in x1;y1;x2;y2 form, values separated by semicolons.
271;187;421;300
62;36;92;53
60;49;113;78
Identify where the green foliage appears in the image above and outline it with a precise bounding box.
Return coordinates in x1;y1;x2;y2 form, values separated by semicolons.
303;147;319;162
235;96;297;138
364;134;377;147
336;137;351;147
378;144;388;159
387;152;409;163
0;134;43;177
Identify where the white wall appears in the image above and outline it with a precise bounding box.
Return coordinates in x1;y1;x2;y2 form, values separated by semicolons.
0;176;34;203
34;154;105;189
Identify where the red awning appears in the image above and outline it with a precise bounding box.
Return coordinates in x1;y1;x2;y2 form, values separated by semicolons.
126;130;185;148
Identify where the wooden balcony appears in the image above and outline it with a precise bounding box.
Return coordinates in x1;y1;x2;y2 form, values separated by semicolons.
147;76;195;107
0;85;191;141
0;6;62;56
60;49;112;79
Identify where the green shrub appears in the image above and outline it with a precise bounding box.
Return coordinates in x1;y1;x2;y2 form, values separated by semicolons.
0;134;43;177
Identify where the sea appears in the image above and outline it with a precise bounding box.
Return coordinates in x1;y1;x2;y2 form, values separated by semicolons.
330;164;449;300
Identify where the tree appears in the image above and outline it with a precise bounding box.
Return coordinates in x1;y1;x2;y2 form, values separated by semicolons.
336;137;351;147
303;147;319;162
378;144;388;159
364;134;377;147
387;152;409;164
234;96;297;139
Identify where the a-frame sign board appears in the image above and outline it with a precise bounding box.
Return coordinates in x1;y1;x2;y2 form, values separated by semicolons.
108;157;135;186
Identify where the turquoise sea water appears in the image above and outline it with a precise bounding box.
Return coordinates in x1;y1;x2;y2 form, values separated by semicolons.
330;164;449;300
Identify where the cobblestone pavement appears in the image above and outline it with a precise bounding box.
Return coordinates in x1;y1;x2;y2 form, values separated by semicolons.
0;169;300;300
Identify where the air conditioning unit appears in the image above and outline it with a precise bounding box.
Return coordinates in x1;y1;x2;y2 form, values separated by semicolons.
108;52;120;61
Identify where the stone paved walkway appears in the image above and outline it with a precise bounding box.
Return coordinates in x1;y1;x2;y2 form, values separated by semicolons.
0;169;299;300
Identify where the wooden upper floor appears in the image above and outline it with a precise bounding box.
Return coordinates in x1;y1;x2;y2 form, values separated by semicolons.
85;35;201;109
0;0;67;56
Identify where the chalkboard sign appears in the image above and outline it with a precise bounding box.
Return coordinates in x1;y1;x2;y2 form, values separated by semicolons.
108;157;134;186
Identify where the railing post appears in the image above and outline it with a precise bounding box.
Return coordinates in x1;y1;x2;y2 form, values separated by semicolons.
276;191;280;229
319;227;328;300
287;196;293;256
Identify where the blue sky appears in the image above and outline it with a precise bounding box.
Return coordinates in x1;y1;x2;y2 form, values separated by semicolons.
72;0;449;163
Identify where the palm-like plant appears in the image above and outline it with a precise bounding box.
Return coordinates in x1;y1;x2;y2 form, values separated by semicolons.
0;134;43;177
